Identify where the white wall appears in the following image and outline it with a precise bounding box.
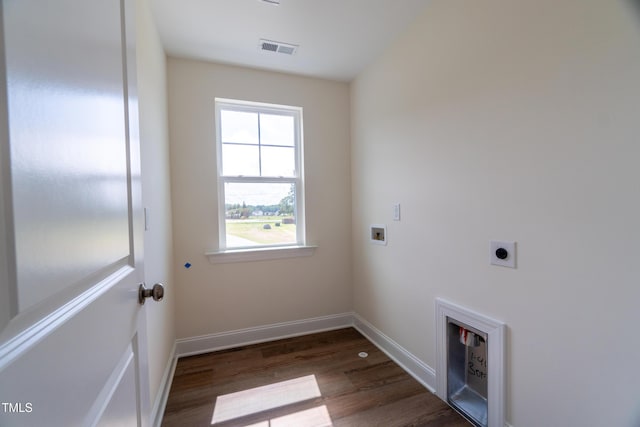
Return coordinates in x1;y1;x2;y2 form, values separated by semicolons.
351;1;640;426
167;58;352;339
136;0;175;415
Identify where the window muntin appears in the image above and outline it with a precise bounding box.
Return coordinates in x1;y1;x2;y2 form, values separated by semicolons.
216;99;304;250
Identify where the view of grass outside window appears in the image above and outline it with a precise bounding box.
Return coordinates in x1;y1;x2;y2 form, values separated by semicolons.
216;99;304;249
224;182;297;247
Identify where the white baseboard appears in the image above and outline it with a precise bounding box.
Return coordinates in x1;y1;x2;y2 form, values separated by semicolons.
172;312;437;391
352;313;437;393
175;312;354;358
151;342;177;427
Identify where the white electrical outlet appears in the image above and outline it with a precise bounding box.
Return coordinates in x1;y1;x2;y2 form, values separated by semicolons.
490;241;516;268
393;203;401;221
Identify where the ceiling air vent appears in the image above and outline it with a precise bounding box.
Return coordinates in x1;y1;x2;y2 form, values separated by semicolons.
259;39;298;56
259;0;281;4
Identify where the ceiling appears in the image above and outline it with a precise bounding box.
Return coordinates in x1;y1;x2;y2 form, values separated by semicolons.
150;0;430;82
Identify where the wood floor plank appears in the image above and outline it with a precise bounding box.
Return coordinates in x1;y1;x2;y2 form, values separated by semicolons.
162;328;469;427
333;392;470;427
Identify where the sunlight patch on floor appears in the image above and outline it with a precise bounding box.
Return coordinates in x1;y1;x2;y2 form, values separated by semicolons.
211;375;323;425
244;405;333;427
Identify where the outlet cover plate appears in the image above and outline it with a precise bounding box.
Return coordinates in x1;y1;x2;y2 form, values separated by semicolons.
393;203;401;221
490;240;516;268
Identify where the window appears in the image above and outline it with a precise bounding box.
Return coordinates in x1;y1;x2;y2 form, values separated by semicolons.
215;98;305;251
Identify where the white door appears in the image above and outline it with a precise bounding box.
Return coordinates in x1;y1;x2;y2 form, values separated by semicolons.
0;1;152;426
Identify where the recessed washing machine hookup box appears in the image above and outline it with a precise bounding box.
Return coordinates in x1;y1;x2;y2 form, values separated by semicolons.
447;318;488;426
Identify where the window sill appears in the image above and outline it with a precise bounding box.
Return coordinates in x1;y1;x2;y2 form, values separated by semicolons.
205;245;317;264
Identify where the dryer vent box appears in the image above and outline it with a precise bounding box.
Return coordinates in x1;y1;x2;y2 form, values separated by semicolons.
370;224;387;245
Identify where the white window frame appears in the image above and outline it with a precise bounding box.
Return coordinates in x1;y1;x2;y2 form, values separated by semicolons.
213;98;308;256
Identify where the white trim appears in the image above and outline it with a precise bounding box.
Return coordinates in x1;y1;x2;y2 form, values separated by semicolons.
435;298;506;427
175;313;353;357
214;98;306;252
173;312;438;389
151;342;177;427
352;313;436;392
0;264;133;373
85;344;135;427
206;245;316;264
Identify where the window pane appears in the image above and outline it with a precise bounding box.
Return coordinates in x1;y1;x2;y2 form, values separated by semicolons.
260;114;295;147
224;182;297;248
261;146;295;177
222;144;259;176
221;110;258;144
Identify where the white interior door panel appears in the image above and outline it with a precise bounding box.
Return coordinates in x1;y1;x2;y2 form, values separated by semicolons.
0;0;150;425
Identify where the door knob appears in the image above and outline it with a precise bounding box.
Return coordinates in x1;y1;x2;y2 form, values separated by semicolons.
138;283;164;305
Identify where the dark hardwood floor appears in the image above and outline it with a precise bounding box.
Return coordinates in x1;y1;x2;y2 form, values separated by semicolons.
162;328;469;427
